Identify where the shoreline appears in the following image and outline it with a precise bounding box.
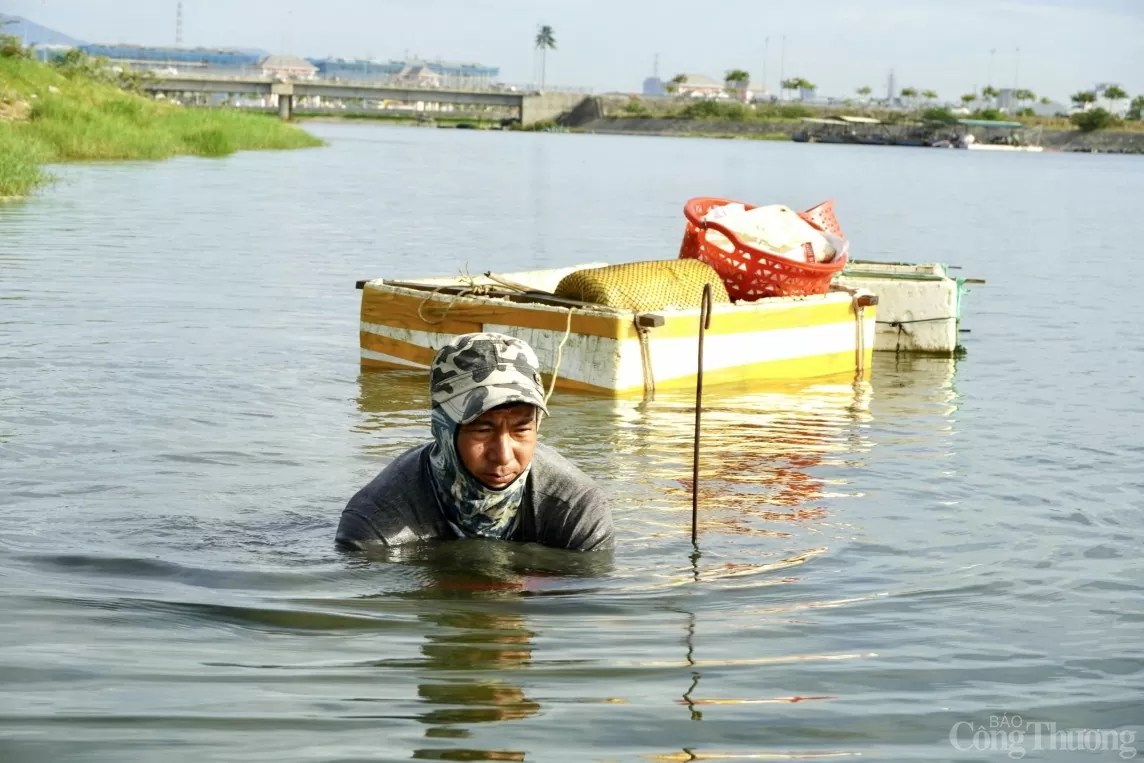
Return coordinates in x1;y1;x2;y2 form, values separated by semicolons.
291;108;1144;155
572;117;1144;154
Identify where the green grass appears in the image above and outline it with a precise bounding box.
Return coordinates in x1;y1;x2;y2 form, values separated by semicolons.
0;53;323;198
0;127;49;196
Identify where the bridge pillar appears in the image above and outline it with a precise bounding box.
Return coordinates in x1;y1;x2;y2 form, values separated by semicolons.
520;92;589;127
272;82;295;121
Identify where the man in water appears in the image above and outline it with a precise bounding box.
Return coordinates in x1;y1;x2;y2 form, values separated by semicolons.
337;333;613;551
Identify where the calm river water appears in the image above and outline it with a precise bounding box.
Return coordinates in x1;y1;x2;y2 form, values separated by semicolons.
2;123;1142;762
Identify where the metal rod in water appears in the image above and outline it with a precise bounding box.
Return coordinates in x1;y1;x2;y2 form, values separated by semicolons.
692;284;713;544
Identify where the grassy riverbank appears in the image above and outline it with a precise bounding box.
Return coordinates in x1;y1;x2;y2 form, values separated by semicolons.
603;95;1144;133
0;53;322;199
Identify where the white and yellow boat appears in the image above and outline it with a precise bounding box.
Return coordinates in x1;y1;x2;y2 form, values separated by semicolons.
356;263;877;397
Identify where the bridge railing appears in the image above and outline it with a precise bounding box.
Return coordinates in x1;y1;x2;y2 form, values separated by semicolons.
135;64;592;95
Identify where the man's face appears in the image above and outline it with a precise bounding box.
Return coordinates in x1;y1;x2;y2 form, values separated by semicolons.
455;403;538;490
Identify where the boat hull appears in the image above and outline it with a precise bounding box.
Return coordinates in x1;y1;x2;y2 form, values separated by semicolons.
835;261;972;355
964;144;1043;152
358;268;877;396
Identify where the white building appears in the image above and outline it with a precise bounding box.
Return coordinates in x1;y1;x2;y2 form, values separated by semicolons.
257;55;318;80
670;74;724;98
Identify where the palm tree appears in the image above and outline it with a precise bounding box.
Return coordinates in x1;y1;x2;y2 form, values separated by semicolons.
1103;85;1128;112
922;89;938;104
780;77;801;100
1013;89;1036;111
960;93;977;107
856;85;872;101
724;68;749;99
665;73;686;95
1071;90;1097;111
900;86;918;108
1128;95;1144;120
534;25;556;90
1039;96;1052;106
981;85;1000;106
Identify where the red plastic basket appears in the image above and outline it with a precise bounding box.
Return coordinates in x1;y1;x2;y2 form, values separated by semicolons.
679;197;849;301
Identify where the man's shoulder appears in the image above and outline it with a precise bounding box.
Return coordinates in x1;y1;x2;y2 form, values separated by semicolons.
525;443;613;551
530;443;602;499
338;443;446;548
354;443;430;496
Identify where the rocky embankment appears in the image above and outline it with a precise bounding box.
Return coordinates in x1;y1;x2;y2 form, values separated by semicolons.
558;97;1144;154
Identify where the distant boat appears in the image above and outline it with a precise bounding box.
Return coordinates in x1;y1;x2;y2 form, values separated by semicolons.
964;143;1044;153
952;119;1043;152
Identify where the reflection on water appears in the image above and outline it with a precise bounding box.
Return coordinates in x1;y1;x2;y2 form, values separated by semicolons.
343;537;614;760
354;353;960;597
412;572;536;761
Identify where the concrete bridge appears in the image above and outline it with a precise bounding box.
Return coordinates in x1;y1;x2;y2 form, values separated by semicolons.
142;74;586;125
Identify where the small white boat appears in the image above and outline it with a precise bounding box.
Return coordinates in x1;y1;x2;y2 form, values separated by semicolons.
835;261;982;356
357;264;878;397
965;143;1044;153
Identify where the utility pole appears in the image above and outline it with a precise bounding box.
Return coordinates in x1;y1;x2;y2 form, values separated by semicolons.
175;1;184;46
1014;47;1020;89
988;48;996;87
763;37;769;97
779;35;787;100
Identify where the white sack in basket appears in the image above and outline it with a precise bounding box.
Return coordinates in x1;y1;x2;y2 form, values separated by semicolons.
703;203;846;264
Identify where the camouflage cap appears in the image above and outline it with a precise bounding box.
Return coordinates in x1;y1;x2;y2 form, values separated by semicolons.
430;333;549;425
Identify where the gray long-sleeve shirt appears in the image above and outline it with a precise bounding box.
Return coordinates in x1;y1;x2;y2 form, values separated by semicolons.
336;443;613;551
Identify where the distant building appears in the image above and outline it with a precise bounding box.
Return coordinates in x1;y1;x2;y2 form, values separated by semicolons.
78;44;261;71
799;86;818;102
672;74;723;98
309;58;499;88
31;43;75;63
1031;100;1068;117
257;54;318;80
997;88;1015;112
745;82;771;102
643;76;666;97
394;63;442;87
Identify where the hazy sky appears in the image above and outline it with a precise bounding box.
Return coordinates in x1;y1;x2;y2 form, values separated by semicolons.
5;0;1142;101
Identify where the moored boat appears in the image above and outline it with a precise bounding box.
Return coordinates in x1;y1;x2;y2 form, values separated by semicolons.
357;265;878;396
964;143;1044;153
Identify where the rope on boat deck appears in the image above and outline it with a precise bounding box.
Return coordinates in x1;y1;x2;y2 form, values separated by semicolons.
877;317;954;353
416;283;497;325
413;268;573;403
544;308;574;406
835;287;867;379
877;317;954;325
636;323;656;399
415;268;497;325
